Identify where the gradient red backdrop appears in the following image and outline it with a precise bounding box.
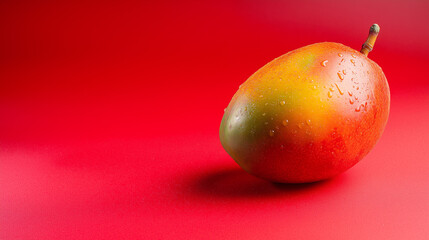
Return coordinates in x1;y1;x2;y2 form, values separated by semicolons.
1;0;429;239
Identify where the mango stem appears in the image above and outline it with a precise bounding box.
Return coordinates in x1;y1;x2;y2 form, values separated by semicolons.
360;24;380;57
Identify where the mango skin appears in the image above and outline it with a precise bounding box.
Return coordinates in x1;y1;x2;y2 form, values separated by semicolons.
220;42;390;183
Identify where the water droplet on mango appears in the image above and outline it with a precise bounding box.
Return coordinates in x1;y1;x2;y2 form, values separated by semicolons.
321;60;328;67
355;106;361;112
335;83;344;95
282;119;289;126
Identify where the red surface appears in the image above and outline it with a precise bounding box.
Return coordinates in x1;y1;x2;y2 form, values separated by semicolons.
1;0;429;239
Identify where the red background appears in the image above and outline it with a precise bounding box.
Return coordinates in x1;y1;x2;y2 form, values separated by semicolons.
1;0;429;239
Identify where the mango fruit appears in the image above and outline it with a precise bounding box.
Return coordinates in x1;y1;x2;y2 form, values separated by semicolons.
220;24;390;183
